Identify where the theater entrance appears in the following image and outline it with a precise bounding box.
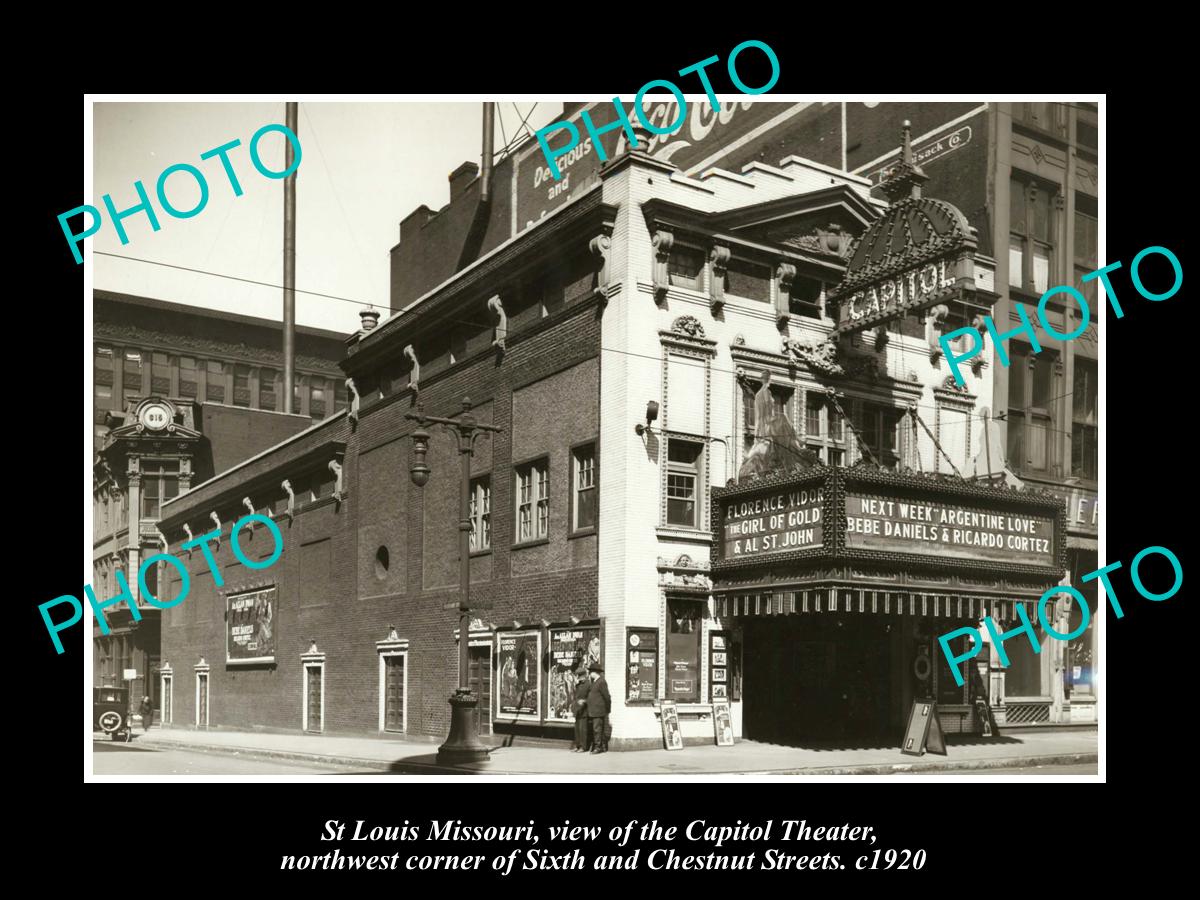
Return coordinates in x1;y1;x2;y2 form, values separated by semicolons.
742;615;897;745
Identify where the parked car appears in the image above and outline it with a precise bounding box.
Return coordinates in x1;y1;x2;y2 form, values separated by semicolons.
94;686;132;742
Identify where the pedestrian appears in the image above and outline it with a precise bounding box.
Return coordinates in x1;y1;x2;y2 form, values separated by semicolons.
572;666;591;752
139;695;153;732
586;663;611;754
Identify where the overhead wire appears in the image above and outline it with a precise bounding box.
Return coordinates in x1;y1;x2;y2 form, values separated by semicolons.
93;250;1090;431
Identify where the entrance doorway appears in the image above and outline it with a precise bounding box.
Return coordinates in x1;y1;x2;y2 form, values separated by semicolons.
381;653;406;733
742;615;894;745
195;672;209;728
161;674;172;725
468;645;492;736
304;663;324;733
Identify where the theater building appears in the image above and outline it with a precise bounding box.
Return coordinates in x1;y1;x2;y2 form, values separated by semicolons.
156;110;1068;747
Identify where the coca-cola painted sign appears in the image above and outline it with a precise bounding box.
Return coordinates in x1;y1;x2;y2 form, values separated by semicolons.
514;100;805;234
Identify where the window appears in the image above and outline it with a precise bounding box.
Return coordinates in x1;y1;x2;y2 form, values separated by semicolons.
233;365;251;407
334;379;348;411
310;384;326;419
94;346;114;410
741;380;793;454
1074;194;1098;309
141;461;180;519
1076;105;1098;151
1006;344;1060;476
724;257;771;303
1016;102;1066;138
515;459;549;544
854;402;901;468
178;357;197;398
206;360;225;402
123;350;143;406
151;352;171;395
666;439;702;528
668;244;705;290
804;391;845;466
789;276;824;319
1072;358;1098;481
259;367;277;410
571;444;597;533
469;476;492;552
1010;175;1058;294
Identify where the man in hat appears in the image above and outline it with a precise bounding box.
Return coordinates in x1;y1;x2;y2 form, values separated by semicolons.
586;663;611;754
572;666;591;752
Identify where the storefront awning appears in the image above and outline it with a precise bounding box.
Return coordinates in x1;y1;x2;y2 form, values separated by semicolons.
1067;536;1098;551
714;587;1032;622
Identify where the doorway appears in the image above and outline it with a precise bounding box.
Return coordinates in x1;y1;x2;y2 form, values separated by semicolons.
195;672;209;728
381;653;406;733
743;615;894;745
468;645;492;736
161;674;173;725
304;663;324;733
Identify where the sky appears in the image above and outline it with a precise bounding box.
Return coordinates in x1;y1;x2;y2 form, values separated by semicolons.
92;101;563;333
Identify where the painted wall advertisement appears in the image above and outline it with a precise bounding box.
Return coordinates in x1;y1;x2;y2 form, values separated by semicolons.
547;624;601;723
226;586;277;665
845;493;1056;565
496;630;541;722
515;101;803;234
720;487;823;561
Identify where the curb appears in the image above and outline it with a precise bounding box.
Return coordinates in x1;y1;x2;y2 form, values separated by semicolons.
122;738;1097;776
745;752;1098;776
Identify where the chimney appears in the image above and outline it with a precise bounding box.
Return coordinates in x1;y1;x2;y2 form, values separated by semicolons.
359;307;380;333
449;161;479;202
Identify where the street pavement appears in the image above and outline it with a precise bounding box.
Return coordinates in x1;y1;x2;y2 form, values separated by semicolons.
94;740;354;775
103;726;1098;776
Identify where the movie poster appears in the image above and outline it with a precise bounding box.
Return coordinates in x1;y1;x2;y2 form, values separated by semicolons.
226;586;277;664
546;624;601;722
496;630;542;722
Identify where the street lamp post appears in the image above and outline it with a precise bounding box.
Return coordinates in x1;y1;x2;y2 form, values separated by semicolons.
406;398;502;765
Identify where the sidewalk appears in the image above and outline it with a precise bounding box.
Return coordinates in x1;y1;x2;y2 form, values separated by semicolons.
124;726;1098;775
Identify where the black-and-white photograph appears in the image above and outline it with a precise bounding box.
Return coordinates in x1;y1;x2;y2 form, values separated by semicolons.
83;96;1102;779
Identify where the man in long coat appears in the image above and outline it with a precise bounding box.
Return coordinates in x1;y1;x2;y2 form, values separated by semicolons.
586;664;612;754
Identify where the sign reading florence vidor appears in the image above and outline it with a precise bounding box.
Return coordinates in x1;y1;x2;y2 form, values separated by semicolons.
845;493;1055;565
721;487;823;560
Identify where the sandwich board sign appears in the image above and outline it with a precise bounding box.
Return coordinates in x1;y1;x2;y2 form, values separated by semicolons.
712;701;734;746
660;700;684;750
901;700;947;756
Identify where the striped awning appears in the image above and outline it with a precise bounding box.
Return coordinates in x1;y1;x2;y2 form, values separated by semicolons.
713;588;1033;622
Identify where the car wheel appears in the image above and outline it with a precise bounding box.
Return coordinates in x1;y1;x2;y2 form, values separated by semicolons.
98;711;124;734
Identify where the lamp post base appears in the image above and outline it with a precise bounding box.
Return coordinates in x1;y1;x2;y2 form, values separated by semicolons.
437;689;492;766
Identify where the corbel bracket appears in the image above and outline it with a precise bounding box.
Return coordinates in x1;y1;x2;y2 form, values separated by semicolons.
487;295;507;354
403;344;420;401
709;244;730;314
652;229;674;302
346;378;360;429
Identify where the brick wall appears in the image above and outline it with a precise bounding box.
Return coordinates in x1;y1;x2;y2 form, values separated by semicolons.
161;299;601;740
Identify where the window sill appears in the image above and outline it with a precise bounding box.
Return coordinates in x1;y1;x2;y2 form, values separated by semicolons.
655;526;712;544
567;527;596;541
512;537;550;551
469;548;493;558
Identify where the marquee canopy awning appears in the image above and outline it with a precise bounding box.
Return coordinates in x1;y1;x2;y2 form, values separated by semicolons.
714;586;1033;623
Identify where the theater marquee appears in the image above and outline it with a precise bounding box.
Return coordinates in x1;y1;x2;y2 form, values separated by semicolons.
712;466;1065;580
844;492;1055;566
